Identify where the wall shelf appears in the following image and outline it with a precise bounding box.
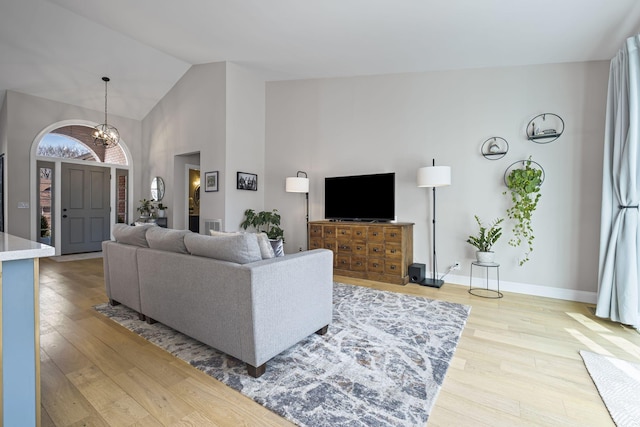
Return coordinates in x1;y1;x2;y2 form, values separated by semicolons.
481;137;509;160
526;113;564;144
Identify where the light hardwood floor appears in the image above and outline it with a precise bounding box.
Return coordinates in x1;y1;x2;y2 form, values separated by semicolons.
38;257;639;426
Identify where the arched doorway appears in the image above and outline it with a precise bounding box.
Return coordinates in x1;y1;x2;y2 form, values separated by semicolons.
31;121;132;255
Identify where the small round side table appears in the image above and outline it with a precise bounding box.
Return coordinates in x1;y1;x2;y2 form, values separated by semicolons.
469;261;503;298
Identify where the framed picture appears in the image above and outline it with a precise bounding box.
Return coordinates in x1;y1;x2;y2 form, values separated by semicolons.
237;172;258;191
204;171;219;192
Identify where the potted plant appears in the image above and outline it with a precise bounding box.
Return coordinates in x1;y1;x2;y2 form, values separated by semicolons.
466;215;504;263
137;198;154;219
240;209;285;242
156;202;168;218
504;157;543;265
40;215;51;244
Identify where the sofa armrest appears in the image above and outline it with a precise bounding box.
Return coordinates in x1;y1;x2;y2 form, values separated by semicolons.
238;249;334;366
102;240;142;312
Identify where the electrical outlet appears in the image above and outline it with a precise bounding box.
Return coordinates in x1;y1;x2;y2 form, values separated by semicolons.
452;261;461;271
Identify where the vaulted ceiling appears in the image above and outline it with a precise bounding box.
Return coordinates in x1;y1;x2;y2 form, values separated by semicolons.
1;0;640;121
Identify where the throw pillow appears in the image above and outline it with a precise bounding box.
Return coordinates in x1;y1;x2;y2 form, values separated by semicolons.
209;230;240;237
146;227;191;254
184;233;262;264
256;232;276;259
270;238;285;257
112;223;152;247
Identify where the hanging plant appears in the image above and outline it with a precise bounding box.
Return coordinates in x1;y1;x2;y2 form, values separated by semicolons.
504;157;543;265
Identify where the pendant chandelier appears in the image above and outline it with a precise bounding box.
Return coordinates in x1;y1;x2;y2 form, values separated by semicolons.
93;76;120;148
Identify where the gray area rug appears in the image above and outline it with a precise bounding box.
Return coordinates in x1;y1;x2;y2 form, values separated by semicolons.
580;350;640;427
95;282;470;426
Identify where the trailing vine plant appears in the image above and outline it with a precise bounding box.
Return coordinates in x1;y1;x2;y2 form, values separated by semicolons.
504;157;543;265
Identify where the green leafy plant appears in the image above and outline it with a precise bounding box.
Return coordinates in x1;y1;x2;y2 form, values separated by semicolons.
156;203;168;211
504;157;543;265
466;215;503;252
240;209;285;242
137;198;154;217
40;215;50;237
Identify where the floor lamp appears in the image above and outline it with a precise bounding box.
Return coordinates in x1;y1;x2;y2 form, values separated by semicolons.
285;171;310;249
417;159;451;288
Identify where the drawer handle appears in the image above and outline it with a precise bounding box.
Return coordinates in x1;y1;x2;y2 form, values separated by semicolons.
373;263;379;267
356;246;362;250
356;262;362;266
390;233;397;237
373;232;379;236
373;248;379;252
391;249;396;254
341;245;348;250
341;260;347;264
357;232;362;236
390;265;396;270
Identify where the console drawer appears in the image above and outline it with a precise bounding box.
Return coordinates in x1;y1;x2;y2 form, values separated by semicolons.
385;243;402;259
368;243;385;256
368;258;385;273
352;241;367;255
368;227;385;241
351;256;367;272
336;254;351;269
323;226;337;238
309;224;323;238
385;227;403;243
385;260;402;275
309;237;323;250
337;239;352;253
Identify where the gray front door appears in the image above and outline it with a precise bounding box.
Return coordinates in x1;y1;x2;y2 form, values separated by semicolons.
61;163;110;254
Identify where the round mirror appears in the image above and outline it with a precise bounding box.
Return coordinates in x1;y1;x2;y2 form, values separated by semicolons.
193;185;200;206
151;177;165;201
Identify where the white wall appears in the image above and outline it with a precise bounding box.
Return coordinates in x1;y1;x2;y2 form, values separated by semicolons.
4;91;142;239
266;61;609;299
142;62;227;230
225;63;266;231
142;62;266;232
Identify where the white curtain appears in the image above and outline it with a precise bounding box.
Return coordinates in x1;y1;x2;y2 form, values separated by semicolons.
596;34;640;329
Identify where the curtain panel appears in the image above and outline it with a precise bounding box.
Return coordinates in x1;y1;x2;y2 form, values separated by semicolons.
596;34;640;329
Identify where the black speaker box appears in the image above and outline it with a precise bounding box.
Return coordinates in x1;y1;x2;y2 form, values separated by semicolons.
408;263;426;283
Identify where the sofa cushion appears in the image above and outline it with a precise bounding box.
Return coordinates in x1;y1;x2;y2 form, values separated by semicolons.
256;233;276;259
210;230;275;260
270;239;285;257
184;233;262;264
146;227;191;254
112;223;152;247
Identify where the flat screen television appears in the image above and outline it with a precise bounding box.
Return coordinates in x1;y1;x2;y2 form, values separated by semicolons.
324;172;395;222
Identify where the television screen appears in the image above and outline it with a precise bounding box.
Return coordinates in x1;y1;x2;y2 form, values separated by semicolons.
324;173;395;221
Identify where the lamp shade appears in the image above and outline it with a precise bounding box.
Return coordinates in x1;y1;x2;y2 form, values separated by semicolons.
286;177;310;193
417;166;451;187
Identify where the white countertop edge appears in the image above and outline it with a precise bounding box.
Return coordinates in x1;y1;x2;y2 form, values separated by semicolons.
0;232;56;261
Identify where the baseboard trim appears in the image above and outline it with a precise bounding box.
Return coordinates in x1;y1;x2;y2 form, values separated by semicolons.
444;273;597;304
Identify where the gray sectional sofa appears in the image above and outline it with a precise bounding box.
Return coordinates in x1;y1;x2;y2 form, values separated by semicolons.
102;224;334;377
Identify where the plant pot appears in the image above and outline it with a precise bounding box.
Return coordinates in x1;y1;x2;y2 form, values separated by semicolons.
476;251;495;263
157;210;166;218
